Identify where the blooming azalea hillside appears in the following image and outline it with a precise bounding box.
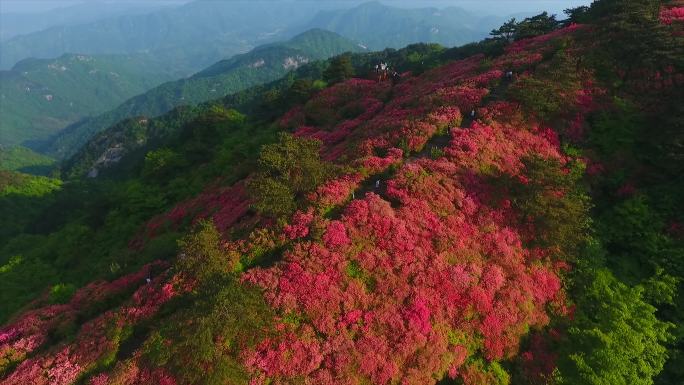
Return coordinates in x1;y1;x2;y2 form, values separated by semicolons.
1;1;683;385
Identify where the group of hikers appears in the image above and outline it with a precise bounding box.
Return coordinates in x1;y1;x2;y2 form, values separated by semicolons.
372;61;515;85
372;61;401;83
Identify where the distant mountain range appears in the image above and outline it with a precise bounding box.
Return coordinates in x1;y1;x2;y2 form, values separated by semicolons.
41;29;365;160
0;2;174;41
0;1;505;71
0;0;509;160
306;1;503;49
0;53;177;147
0;1;322;71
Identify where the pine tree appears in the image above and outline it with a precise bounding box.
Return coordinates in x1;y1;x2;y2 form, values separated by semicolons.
490;18;518;41
323;54;355;84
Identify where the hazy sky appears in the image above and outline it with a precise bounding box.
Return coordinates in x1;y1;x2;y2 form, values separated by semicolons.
0;1;184;14
0;0;593;16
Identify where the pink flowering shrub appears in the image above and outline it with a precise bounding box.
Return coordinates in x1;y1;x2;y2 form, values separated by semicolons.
660;6;684;25
138;182;250;245
0;261;167;378
89;373;109;385
233;30;603;383
242;95;569;384
279;106;305;129
426;106;463;130
97;362;178;385
505;24;585;55
308;174;364;210
284;209;315;240
0;268;179;385
445;121;563;176
322;220;350;249
431;86;490;111
359;147;403;174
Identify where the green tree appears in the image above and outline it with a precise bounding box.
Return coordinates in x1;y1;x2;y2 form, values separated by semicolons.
511;156;591;258
176;220;233;281
142;148;183;179
586;0;683;83
563;6;591;25
557;268;672;385
515;12;560;40
323;54;355;84
151;219;273;385
247;133;334;218
288;78;315;104
158;276;273;385
490;18;518;41
507;49;581;121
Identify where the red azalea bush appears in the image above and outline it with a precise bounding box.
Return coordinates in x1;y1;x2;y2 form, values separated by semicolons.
505;24;585;55
283;209;315;240
140;182;250;243
432;86;490;111
1;269;178;385
426;106;463;130
660;6;684;25
308;174;364;210
0;262;167;377
279;106;305;129
241;92;569;384
445;121;563;176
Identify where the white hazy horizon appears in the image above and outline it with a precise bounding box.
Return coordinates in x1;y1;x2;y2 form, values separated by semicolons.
1;0;593;17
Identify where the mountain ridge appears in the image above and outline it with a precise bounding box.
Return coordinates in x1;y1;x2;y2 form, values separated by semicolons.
0;52;178;147
40;29;364;160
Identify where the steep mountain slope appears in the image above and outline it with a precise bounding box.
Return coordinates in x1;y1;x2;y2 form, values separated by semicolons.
0;1;683;385
305;1;502;49
0;53;178;147
43;29;364;160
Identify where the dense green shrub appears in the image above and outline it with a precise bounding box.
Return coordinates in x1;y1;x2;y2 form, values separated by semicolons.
248;132;335;218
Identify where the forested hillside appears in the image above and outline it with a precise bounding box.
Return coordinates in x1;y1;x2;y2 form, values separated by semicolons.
0;1;682;385
0;146;55;175
0;53;177;147
42;29;363;160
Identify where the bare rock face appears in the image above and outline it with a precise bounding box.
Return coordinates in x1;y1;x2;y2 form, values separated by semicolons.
249;59;266;68
282;55;309;70
87;144;125;178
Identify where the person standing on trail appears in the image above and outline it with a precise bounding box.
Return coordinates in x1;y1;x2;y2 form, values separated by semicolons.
470;109;476;118
375;180;380;189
